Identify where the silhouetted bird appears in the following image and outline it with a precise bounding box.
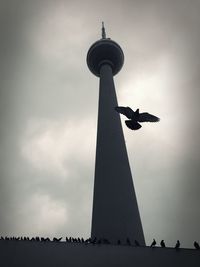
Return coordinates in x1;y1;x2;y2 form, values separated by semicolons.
41;237;49;242
194;241;200;249
81;238;84;243
134;240;140;246
97;239;102;245
91;237;97;245
126;238;131;246
115;106;160;130
160;240;166;247
117;239;121;245
53;237;62;242
175;240;180;249
84;238;91;244
150;239;156;247
102;238;110;244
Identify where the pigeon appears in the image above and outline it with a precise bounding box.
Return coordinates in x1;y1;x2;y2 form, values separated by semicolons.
134;240;140;246
115;106;160;130
53;237;62;242
91;237;97;244
160;240;166;248
175;240;180;249
150;239;156;247
126;238;131;246
103;238;110;244
97;239;102;245
194;241;200;249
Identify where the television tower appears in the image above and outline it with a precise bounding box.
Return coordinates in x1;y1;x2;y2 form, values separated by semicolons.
87;23;145;245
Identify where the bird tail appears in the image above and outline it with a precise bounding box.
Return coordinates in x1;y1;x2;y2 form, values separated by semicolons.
125;120;142;130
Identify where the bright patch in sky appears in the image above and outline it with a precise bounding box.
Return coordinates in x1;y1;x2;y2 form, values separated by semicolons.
21;118;95;177
19;193;68;236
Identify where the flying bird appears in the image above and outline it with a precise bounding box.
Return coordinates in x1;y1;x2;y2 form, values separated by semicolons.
115;106;160;130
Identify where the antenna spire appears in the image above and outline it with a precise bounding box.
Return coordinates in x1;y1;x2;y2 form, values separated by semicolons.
101;22;106;39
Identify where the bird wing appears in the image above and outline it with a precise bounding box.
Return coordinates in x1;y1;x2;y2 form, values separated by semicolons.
125;120;142;130
138;112;160;123
115;106;134;119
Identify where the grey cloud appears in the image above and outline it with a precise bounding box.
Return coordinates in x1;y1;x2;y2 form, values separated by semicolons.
0;0;200;247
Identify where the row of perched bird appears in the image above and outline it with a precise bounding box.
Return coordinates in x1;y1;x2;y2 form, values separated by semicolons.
0;236;199;249
149;239;200;250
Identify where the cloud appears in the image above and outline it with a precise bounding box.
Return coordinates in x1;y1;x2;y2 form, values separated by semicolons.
0;0;200;247
16;192;68;236
21;117;95;177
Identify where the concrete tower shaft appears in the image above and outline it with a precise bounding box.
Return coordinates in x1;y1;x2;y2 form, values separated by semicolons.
87;33;145;245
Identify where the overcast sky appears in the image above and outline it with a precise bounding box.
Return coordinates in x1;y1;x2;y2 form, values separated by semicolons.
0;0;200;248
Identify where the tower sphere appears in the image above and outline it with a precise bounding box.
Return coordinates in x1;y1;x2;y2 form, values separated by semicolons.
87;38;124;77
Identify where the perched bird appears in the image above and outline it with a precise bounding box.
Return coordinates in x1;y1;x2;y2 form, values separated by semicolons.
126;238;131;246
91;237;97;245
117;239;121;245
97;239;102;245
103;238;110;244
194;241;200;250
175;240;180;249
160;240;166;248
84;238;91;244
115;106;160;130
53;237;62;242
134;240;140;246
150;239;156;247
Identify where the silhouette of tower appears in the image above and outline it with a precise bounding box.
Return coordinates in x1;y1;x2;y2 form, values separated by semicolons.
87;23;145;245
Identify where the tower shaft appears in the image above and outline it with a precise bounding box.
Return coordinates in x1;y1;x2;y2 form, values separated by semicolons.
91;64;145;244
